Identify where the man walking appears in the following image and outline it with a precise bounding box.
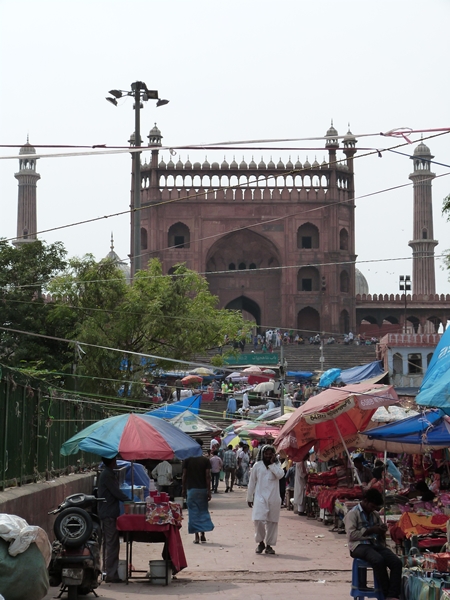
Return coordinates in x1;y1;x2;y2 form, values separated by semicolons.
247;444;284;555
182;438;214;544
98;456;129;583
222;444;237;492
210;449;223;493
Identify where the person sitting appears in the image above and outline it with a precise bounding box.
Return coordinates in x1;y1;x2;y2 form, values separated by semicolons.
344;488;402;600
368;466;385;493
414;480;436;502
353;456;373;485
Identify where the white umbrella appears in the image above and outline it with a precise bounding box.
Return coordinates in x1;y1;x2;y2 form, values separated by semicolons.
190;367;215;376
253;381;275;393
242;366;263;374
225;372;248;383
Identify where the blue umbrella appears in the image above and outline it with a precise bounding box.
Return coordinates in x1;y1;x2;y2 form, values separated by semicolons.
361;409;450;446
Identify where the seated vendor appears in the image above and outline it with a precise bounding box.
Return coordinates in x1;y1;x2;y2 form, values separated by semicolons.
344;488;402;600
368;466;385;493
414;480;436;502
353;456;373;485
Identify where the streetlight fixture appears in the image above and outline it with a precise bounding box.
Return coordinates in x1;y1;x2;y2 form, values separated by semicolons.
399;275;411;334
106;82;169;276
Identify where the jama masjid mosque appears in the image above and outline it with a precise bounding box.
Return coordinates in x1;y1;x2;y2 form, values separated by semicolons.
13;125;450;337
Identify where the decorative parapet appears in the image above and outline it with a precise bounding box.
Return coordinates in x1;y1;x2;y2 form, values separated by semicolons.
356;293;450;303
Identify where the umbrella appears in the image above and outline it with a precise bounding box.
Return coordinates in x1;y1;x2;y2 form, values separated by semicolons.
358;408;450;454
181;374;203;385
244;426;281;439
61;413;203;460
223;433;240;447
241;366;262;374
275;383;398;465
262;369;276;377
168;410;220;435
258;406;295;422
416;326;450;414
253;381;275;393
190;367;214;376
225;372;248;383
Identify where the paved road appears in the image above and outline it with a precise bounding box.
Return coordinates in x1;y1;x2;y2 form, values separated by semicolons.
44;485;355;599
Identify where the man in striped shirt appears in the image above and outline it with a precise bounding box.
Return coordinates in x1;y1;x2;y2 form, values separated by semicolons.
222;445;237;493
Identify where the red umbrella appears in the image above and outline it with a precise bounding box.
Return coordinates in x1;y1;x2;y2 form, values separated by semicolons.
275;383;398;465
181;374;203;386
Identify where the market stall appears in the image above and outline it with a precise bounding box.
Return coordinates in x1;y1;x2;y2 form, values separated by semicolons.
116;500;186;584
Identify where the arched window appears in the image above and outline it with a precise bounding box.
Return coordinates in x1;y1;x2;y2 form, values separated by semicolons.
229;263;236;270
297;267;320;292
422;229;428;240
168;222;190;249
297;223;319;249
340;270;350;293
238;262;246;270
339;228;349;251
140;227;148;250
249;263;256;269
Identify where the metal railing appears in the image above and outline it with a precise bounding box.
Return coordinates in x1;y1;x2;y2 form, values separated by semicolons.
0;365;109;490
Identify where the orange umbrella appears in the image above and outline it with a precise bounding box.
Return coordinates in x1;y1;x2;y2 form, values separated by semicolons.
275;383;398;465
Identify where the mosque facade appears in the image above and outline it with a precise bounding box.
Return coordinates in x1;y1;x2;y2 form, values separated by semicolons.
14;130;450;337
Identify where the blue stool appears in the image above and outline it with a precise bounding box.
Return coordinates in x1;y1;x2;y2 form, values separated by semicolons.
350;559;384;600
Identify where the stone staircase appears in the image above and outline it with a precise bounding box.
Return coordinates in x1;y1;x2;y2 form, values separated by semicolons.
194;342;377;375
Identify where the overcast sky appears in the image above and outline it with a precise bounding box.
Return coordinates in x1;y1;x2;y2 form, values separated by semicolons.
1;0;449;296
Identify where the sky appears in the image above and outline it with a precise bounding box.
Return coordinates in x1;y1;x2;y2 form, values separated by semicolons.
1;0;449;296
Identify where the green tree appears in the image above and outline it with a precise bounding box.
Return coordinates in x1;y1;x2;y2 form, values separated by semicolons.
49;257;253;398
0;239;68;374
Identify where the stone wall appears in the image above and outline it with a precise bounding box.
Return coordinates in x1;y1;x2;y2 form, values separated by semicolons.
0;473;96;540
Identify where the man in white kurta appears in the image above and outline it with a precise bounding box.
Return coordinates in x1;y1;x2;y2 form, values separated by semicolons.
247;445;285;554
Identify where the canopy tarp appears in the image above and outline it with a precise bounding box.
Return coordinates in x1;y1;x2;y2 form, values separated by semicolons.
416;328;450;414
168;409;220;434
287;371;315;380
146;395;201;419
362;408;448;443
338;360;386;385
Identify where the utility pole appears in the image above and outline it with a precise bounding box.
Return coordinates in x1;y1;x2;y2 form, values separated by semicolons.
279;345;288;415
106;83;169;278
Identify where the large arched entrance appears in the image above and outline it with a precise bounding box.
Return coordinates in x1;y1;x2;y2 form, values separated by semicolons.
297;307;320;336
226;296;261;326
205;229;282;328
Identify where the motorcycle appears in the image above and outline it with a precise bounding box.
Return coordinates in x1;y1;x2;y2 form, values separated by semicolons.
48;493;104;599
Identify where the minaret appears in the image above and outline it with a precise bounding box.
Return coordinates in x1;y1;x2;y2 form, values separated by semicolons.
408;141;438;295
13;138;40;246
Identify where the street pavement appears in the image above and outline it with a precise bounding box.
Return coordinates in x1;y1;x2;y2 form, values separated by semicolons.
43;485;356;599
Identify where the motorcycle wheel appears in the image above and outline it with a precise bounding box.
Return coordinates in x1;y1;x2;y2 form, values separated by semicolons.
67;585;78;600
54;508;93;548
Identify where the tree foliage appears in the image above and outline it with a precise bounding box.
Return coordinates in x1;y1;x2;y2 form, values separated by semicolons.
49;257;253;398
0;240;68;374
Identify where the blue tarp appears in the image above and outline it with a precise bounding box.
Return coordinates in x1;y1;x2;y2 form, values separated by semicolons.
362;409;450;446
146;395;201;419
287;371;314;380
338;360;385;385
416;329;450;414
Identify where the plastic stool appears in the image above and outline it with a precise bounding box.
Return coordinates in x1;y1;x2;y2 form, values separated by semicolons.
350;558;384;600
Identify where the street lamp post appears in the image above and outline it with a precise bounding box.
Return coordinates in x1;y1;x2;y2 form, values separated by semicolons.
399;275;411;334
106;83;169;277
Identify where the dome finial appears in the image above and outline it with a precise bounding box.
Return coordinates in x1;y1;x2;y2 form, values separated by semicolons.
110;232;114;252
